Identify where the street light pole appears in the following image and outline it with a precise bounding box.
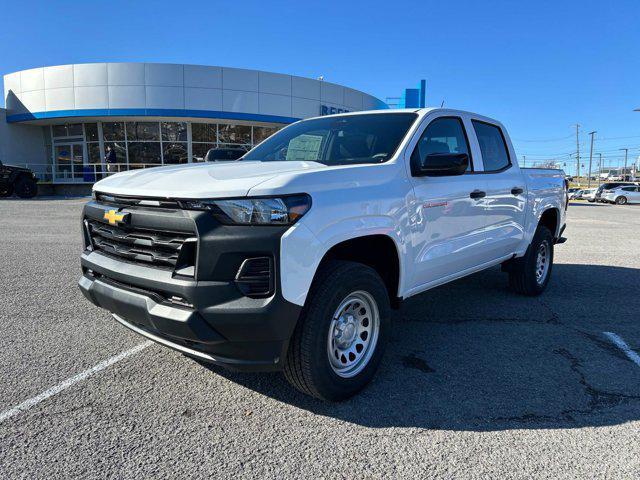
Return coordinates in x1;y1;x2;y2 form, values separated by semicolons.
620;148;629;180
587;131;596;188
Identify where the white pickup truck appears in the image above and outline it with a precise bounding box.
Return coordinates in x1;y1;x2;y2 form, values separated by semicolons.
79;108;567;400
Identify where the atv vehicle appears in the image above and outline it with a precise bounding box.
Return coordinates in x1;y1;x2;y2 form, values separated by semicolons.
0;160;38;198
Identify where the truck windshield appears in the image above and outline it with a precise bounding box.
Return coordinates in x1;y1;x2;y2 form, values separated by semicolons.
242;113;418;165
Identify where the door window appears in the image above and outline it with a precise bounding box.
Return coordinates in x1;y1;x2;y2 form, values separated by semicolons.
411;117;471;175
472;121;511;172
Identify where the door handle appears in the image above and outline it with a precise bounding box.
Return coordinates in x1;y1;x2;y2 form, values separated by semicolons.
470;190;486;199
511;187;524;195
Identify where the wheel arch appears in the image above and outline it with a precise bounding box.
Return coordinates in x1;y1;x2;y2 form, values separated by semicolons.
312;234;402;308
538;207;560;238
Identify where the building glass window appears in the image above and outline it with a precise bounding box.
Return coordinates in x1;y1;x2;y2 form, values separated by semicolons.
52;125;67;137
87;143;102;164
192;123;217;143
161;122;187;142
192;143;216;162
128;142;161;165
253;126;278;145
218;124;251;145
103;122;126;141
104;142;127;165
126;122;160;141
45;119;286;182
85;123;99;142
67;124;83;137
52;123;84;137
162;143;188;164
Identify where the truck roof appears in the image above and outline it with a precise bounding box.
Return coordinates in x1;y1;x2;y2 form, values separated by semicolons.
306;107;503;127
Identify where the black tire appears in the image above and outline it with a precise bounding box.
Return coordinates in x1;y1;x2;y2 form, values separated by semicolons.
508;226;554;296
587;199;595;203
14;177;37;198
283;260;390;401
0;185;14;198
615;196;627;205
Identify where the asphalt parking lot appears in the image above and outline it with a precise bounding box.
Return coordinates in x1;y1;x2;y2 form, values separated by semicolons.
1;198;639;479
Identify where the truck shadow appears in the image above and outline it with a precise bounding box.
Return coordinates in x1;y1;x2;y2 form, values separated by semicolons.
200;263;640;431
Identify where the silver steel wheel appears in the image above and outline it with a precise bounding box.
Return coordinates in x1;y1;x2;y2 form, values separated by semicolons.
327;290;380;378
535;241;550;285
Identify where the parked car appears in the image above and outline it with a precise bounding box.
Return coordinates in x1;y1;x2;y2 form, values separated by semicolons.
602;185;640;205
595;182;639;202
78;108;567;400
204;147;247;162
580;188;597;202
0;160;38;198
568;188;584;200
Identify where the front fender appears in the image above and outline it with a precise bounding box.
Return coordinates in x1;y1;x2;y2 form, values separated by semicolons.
280;216;406;307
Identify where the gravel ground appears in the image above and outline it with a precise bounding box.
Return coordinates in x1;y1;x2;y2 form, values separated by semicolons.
1;198;639;479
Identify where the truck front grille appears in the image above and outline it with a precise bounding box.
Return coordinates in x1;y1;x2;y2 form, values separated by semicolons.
87;220;195;270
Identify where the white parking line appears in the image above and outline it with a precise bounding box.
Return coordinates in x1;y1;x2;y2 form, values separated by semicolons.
0;341;153;424
603;332;640;368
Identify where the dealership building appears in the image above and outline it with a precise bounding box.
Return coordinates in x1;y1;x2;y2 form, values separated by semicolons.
0;62;425;193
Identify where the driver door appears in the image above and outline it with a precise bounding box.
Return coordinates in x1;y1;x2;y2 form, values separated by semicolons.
406;115;489;292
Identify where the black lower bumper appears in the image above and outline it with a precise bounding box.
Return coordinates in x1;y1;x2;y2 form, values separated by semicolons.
79;252;302;372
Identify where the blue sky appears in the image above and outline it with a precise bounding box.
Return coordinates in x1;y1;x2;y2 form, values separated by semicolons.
1;0;639;169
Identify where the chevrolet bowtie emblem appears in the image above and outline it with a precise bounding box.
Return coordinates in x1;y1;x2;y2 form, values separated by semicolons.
103;209;128;226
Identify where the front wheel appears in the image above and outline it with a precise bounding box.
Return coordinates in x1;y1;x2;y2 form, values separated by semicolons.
0;185;13;198
615;196;627;205
283;260;390;401
508;225;554;296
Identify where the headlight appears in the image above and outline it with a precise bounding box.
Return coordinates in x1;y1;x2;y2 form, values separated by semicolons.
180;194;311;225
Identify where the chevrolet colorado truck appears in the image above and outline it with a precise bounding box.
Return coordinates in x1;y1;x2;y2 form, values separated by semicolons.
79;108;567;401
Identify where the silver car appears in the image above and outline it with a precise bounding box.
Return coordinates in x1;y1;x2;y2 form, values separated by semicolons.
602;185;640;205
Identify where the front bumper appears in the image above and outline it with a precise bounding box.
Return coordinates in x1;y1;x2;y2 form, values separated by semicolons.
78;200;302;371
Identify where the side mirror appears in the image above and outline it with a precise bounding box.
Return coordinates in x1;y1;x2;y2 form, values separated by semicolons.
412;152;469;177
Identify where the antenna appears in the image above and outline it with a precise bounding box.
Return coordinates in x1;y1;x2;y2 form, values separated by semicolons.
440;100;445;108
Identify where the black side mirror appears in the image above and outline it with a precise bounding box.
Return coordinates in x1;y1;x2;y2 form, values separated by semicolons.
412;152;469;177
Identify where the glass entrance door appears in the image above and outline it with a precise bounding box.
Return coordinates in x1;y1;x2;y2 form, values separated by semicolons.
54;143;85;181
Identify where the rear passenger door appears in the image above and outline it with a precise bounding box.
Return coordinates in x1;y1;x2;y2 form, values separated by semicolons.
471;120;526;260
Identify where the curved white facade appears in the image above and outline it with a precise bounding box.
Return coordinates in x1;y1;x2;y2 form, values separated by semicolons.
0;63;387;185
3;63;387;123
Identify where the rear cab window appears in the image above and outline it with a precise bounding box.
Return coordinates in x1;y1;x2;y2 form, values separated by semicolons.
472;120;511;172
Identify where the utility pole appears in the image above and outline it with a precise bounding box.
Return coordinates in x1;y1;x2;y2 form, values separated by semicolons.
523;155;526;168
575;124;580;179
587;131;596;188
620;148;629;180
598;153;602;186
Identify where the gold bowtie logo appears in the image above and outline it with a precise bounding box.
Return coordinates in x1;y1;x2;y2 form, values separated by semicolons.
103;209;127;225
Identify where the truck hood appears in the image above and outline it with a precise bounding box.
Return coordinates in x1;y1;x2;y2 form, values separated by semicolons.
93;161;325;199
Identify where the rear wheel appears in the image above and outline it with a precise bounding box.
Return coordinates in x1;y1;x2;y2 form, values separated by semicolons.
283;260;390;401
14;177;37;198
508;225;554;296
615;196;627;205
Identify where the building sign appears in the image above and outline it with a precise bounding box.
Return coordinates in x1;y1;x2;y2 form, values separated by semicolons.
320;105;350;116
